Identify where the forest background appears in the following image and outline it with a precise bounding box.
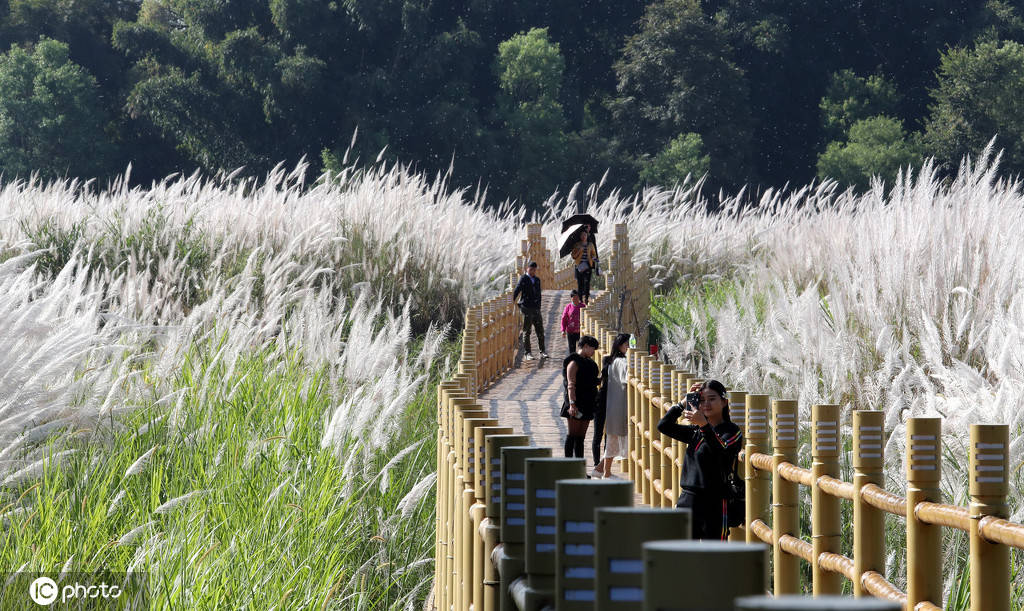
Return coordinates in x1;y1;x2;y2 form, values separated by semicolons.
1;0;1023;203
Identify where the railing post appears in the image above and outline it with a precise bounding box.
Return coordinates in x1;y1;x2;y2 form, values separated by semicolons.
446;395;478;609
595;507;691;610
670;370;688;508
499;446;551;611
745;395;771;547
520;457;586;609
970;424;1010;611
555;479;633;609
811;404;842;595
852;410;884;597
638;355;652;504
648;361;663;507
627;348;639;490
463;417;498;610
436;382;462;610
644;356;660;506
657;364;675;507
642;541;769;609
728;389;747;543
906;417;942;609
474;426;512;610
484;434;529;611
772;399;800;594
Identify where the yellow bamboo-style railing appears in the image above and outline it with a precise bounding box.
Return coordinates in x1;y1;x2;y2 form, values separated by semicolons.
582;269;1023;611
436;220;1024;611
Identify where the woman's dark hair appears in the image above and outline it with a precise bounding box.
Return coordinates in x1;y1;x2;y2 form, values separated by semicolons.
570;289;579;297
603;333;631;368
700;379;731;421
579;335;599;349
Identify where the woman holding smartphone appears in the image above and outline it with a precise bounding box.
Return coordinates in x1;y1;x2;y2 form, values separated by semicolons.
560;335;600;459
657;379;742;539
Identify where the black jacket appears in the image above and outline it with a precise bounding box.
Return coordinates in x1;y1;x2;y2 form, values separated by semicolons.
513;273;542;309
562;353;600;419
657;404;742;496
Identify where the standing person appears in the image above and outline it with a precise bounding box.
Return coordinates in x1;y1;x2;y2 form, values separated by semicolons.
657;380;742;539
592;333;631;478
513;261;548;360
560;290;586;354
560;335;600;458
571;230;598;304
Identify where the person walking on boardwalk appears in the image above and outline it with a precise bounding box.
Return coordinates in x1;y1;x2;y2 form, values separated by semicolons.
513;261;547;360
560;290;586;354
592;333;631;478
571;230;598;305
657;379;742;539
560;335;600;459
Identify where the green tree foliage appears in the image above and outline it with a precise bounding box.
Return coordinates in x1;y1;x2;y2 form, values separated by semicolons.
610;0;754;189
0;0;1023;201
924;39;1024;175
638;133;709;188
817;116;920;192
0;37;112;180
820;70;902;140
494;28;568;203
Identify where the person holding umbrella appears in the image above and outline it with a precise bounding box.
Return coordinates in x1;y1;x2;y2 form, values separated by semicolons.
559;214;601;304
571;229;598;305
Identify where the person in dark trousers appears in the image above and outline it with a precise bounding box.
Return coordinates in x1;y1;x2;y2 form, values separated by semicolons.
513;261;547;360
560;335;600;459
657;379;742;540
560;290;585;354
570;230;598;304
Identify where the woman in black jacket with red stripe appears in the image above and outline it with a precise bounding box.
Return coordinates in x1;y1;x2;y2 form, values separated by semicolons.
657;379;742;540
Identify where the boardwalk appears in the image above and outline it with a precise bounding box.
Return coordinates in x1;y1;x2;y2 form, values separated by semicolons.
482;289;572;451
481;288;630;480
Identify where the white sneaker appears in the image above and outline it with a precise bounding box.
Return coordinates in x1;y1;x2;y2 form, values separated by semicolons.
590;467;605;479
524;353;534;361
540;352;549;359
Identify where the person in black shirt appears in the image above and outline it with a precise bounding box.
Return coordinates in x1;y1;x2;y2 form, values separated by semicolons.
512;261;547;359
657;379;742;540
560;335;600;458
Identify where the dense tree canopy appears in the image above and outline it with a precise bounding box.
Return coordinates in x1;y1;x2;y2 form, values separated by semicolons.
0;1;1021;200
0;37;112;180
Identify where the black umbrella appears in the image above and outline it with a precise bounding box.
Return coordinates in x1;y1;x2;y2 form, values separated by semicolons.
561;214;599;235
559;224;592;258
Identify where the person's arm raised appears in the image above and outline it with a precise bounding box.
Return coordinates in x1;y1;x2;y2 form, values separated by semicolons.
657;403;697;443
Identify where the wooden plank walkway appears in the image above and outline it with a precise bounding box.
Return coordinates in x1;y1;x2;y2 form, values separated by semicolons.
482;289;571;452
481;289;629;479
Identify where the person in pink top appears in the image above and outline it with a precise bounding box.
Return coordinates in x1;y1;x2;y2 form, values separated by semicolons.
560;290;586;354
